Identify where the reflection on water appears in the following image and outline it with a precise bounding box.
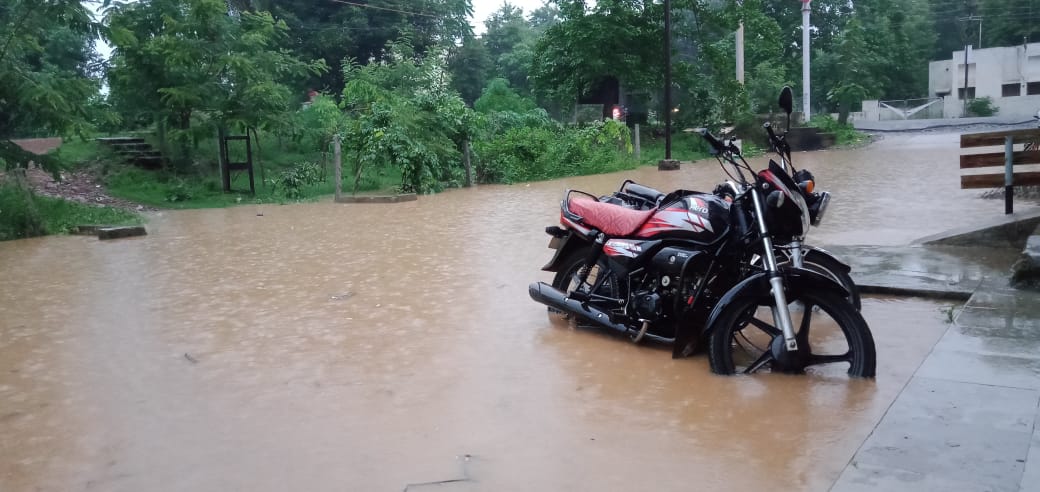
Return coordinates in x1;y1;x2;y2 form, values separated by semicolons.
0;134;975;491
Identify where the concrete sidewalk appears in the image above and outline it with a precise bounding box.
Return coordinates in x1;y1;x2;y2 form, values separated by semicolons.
825;244;1040;491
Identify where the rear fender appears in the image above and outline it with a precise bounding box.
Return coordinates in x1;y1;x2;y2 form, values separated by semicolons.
541;231;592;272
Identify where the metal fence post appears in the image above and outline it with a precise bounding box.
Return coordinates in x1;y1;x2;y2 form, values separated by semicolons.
334;135;342;202
1005;135;1014;215
634;124;641;162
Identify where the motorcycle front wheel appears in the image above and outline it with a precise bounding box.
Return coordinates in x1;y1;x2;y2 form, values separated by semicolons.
707;288;876;378
754;249;862;311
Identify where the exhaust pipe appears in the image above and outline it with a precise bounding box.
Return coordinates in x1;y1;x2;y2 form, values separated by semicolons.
528;282;631;336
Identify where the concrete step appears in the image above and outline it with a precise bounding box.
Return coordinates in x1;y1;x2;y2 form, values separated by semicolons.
96;137;146;145
1011;224;1040;288
112;142;153;152
132;155;164;169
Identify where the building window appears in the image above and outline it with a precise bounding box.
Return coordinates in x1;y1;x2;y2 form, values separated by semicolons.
1029;82;1040;95
1003;83;1022;97
958;87;976;99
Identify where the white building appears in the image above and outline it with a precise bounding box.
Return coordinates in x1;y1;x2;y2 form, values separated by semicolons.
929;42;1040;119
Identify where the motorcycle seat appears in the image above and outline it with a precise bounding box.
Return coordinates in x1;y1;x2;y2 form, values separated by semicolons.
567;194;655;236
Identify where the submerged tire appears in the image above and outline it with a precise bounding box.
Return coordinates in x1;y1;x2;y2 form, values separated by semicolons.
707;288;876;378
548;249;620;317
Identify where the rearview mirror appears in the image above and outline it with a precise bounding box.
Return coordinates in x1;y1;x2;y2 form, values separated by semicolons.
778;86;794;115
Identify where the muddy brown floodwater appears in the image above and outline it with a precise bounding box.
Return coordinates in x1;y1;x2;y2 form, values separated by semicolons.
0;133;1014;491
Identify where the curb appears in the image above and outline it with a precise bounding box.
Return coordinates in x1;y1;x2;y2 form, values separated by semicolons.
857;283;974;301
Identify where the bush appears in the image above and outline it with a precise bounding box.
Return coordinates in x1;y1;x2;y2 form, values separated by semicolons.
0;179;141;241
473;115;635;183
0;179;45;240
808;114;868;147
966;97;998;117
270;161;322;199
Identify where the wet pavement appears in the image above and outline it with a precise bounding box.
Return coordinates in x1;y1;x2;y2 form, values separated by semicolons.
834;279;1040;492
1;129;1039;491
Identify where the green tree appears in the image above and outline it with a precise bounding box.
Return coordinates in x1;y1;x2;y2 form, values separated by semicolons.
483;2;538;94
529;0;664;106
339;42;474;194
238;0;473;93
0;0;102;171
447;34;492;105
105;0;325;168
528;1;562;32
474;78;537;113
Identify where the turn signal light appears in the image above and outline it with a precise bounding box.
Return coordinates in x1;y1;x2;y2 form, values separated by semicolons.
799;180;815;194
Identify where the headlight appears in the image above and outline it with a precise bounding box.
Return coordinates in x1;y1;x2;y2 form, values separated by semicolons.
789;186;810;237
810;191;831;227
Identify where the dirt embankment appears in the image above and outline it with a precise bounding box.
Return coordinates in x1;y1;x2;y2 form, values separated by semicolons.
22;167;155;211
7;138;155;212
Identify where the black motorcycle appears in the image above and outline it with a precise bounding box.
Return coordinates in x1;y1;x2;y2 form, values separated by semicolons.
529;97;876;377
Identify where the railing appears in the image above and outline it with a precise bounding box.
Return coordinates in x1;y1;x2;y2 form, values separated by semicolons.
878;98;944;120
960;128;1040;214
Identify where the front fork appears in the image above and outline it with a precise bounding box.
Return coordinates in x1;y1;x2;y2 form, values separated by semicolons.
750;190;799;351
788;240;805;268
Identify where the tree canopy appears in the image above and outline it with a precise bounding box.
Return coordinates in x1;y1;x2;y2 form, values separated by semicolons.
0;0;102;170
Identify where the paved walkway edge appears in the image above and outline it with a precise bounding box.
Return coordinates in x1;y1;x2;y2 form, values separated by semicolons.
856;284;973;301
832;280;1040;492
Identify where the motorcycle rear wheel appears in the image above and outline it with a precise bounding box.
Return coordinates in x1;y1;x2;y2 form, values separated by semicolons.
707;288;876;378
549;249;620;318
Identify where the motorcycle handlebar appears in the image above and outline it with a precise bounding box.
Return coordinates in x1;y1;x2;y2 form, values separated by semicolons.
699;128;726;154
763;122;779;149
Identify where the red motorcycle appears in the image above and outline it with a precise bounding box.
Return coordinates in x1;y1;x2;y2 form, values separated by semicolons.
597;87;858;310
529;89;875;377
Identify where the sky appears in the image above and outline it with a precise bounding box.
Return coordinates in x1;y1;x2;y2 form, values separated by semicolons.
471;0;547;34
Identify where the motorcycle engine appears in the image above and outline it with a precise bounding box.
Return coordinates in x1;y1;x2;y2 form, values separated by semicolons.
632;291;663;320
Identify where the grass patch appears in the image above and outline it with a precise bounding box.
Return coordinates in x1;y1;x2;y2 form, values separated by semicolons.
34;195;142;233
808;115;869;147
51;138;107;168
103;161;403;209
0;180;141;241
636;130;713;164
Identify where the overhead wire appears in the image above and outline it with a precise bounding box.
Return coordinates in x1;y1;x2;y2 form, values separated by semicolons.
327;0;440;19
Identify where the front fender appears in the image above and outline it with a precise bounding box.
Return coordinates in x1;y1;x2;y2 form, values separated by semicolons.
704;267;848;337
802;246;851;274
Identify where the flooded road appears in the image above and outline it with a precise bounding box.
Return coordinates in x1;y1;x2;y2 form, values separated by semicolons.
0;133;996;491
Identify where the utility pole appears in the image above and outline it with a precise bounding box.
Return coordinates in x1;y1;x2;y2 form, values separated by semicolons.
664;0;672;160
735;1;744;84
736;22;745;84
958;2;982;117
801;0;811;120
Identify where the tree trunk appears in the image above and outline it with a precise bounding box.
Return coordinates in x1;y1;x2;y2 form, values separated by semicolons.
352;147;363;196
463;139;473;187
249;127;266;190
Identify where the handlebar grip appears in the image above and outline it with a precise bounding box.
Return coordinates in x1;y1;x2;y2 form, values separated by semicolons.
699;128;726;154
763;122;779;144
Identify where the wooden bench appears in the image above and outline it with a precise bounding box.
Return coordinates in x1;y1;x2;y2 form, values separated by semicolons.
960;128;1040;214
